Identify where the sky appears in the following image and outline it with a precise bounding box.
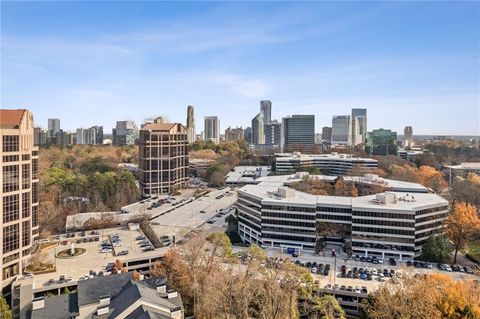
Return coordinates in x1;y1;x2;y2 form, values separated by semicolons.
1;1;479;135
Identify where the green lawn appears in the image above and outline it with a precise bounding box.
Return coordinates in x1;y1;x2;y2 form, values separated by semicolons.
468;241;480;261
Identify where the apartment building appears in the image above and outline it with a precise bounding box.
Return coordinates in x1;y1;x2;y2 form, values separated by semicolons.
237;183;448;259
274;152;378;175
1;109;39;297
139;120;189;197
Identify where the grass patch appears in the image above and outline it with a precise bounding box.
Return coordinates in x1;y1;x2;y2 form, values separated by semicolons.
56;247;86;258
468;241;480;260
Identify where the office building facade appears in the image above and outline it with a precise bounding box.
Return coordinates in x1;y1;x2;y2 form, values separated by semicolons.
237;184;448;259
113;121;138;146
281;115;315;152
47;118;60;139
322;127;332;143
33;128;47;147
366;129;398;155
186;105;195;144
265;120;281;146
251;113;265;145
1;109;39;296
139;120;189;196
404;126;413;148
225;126;244;141
204;116;220;143
331;115;351;145
260;100;272;125
274;152;378;175
351;108;367;145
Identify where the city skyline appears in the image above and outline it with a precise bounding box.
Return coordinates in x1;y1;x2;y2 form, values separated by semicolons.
1;2;479;135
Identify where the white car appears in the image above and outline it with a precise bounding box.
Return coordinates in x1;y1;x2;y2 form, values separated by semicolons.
377;258;384;264
444;265;452;272
371;269;378;276
101;248;112;253
311;267;317;274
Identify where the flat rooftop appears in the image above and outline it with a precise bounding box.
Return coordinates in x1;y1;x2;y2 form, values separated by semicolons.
22;227;165;291
225;166;270;184
275;152;378;163
256;173;428;193
445;162;480;170
239;185;446;209
351;192;448;211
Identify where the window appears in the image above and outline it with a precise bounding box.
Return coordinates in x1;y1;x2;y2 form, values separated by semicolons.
32;159;39;179
22;154;30;161
32;182;39;204
3;253;19;264
22;193;30;218
22;164;30;189
3;165;19;192
22;221;31;247
3;194;19;223
2;135;19;152
2;155;19;162
32;205;39;227
2;263;19;281
3;224;20;254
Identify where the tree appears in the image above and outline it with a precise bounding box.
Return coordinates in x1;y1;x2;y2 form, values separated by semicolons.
0;296;12;319
363;273;480;319
419;234;451;263
416;165;448;193
445;202;480;263
308;295;346;319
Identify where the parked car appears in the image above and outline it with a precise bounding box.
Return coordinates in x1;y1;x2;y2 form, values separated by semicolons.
117;250;129;256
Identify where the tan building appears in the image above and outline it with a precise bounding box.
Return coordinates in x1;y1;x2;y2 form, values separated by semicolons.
225;126;244;141
1;109;39;297
139;119;189;196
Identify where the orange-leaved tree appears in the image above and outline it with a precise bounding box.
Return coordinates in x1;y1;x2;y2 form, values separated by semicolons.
445;202;480;263
416;165;448;193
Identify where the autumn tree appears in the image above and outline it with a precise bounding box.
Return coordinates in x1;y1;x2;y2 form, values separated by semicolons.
363;274;480;319
416;165;448;193
445;202;480;263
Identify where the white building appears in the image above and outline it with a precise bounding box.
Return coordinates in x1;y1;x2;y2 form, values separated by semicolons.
274;152;378;175
237;183;448;259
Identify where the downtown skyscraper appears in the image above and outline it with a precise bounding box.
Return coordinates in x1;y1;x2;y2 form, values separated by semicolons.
186;105;195;144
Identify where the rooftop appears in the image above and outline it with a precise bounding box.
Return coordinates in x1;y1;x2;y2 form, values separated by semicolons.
445;162;480;170
256;173;429;193
239;185;447;210
275;152;378;162
225;166;270;184
0;109;26;127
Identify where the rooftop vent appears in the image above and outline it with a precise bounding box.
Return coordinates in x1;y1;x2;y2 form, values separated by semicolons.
99;294;111;307
277;187;295;199
371;193;397;205
32;297;45;310
97;306;110;316
156;283;167;294
166;289;178;299
398;193;416;202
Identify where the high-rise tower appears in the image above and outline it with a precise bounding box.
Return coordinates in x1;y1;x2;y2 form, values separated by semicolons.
186;105;195;144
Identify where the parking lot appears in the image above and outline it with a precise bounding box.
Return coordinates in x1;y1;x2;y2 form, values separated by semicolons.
148;187;237;240
257;248;479;293
30;227;165;289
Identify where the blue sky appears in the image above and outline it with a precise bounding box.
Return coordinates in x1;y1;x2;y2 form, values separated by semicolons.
1;1;479;135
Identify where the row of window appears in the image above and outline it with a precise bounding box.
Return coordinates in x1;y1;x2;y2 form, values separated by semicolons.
3;165;19;193
3;135;19;152
262;211;316;220
353;210;415;220
317;214;352;221
238;195;262;207
263;226;315;235
317;206;352;213
262;204;316;213
2;253;19;264
2;155;19;162
22;221;31;247
352;226;414;236
352;218;414;228
3;194;19;223
416;212;448;224
262;233;316;243
3;224;19;254
238;215;261;232
416;206;448;216
261;218;315;228
415;221;444;232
